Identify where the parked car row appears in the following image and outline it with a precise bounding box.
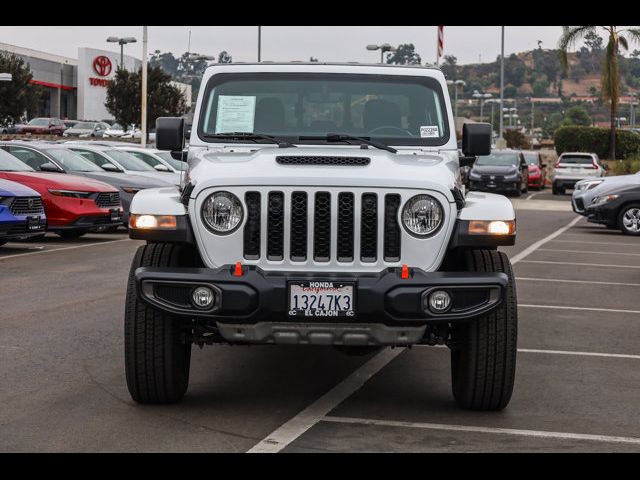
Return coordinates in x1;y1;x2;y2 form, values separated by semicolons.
2;117;158;141
551;152;607;195
0;140;185;245
466;149;542;197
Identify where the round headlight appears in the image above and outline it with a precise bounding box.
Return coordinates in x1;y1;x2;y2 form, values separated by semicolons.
402;195;443;237
202;191;243;234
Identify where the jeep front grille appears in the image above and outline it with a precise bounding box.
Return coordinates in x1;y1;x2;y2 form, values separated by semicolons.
276;156;371;166
242;190;402;264
9;197;45;216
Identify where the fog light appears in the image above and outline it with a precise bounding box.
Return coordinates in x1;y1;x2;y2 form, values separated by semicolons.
192;287;215;309
428;290;451;313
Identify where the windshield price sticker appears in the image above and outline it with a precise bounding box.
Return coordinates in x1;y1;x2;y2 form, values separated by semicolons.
215;96;257;134
420;126;440;138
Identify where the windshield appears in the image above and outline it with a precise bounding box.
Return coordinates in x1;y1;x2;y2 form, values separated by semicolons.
199;73;450;146
104;150;155;171
28;118;49;126
73;122;95;130
156;151;186;170
522;153;539;165
109;123;123;130
476;152;520;167
46;148;103;172
559;155;594;165
0;150;35;171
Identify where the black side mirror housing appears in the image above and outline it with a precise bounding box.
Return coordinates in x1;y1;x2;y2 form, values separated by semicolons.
40;162;62;172
462;123;492;157
171;149;188;162
156;117;185;153
459;155;476;168
102;163;121;172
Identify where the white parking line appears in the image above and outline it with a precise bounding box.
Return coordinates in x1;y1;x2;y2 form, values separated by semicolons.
519;260;640;269
516;277;640;287
247;216;584;453
0;239;131;261
247;348;405;453
538;248;640;257
519;304;640;314
321;416;640;446
551;239;640;247
519;349;640;361
525;193;539;201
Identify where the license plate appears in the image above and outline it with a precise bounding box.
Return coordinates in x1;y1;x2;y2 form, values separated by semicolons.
288;281;355;318
110;209;121;222
27;216;42;231
571;168;580;173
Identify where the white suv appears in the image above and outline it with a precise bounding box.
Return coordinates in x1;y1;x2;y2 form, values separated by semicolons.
552;152;607;195
124;63;518;411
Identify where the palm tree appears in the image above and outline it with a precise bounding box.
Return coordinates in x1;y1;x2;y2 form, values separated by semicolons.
559;26;640;160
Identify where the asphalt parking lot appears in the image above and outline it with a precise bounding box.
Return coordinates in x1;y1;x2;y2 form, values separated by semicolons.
1;192;639;453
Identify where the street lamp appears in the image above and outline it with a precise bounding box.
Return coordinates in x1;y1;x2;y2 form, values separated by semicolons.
366;43;396;64
447;79;466;119
0;73;12;82
498;26;506;147
472;90;492;122
106;36;137;70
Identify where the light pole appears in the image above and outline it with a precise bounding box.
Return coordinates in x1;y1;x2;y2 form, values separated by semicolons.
106;36;137;70
472;90;492;122
141;27;148;147
630;93;637;129
366;43;396;64
498;26;505;147
258;26;262;62
447;80;466;119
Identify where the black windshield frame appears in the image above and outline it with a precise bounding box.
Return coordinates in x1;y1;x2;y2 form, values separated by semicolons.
197;72;451;148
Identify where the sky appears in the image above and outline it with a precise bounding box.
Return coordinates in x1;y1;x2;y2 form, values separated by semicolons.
0;26;579;65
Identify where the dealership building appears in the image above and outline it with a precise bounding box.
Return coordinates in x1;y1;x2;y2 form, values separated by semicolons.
0;42;191;122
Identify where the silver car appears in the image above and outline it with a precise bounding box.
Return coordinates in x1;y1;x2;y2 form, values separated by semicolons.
573;172;640;216
62;121;110;138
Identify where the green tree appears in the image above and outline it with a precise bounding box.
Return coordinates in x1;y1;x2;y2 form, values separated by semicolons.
532;79;550;97
217;51;232;64
562;105;592;126
440;55;458;79
559;26;640;159
503;84;517;98
542;112;564;138
149;50;179;77
0;53;41;124
386;44;422;65
105;66;188;133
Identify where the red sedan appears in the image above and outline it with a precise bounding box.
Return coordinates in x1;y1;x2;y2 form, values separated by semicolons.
19;118;67;136
522;150;548;191
0;149;123;238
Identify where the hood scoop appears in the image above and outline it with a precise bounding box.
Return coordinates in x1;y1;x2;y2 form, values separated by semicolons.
276;156;371;166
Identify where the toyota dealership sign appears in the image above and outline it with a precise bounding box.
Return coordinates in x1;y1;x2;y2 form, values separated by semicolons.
77;47;140;121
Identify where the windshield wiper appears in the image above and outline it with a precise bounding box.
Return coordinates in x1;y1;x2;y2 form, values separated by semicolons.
298;134;397;154
202;132;295;148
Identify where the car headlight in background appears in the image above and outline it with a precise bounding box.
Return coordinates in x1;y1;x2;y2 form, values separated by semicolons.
202;191;243;234
402;195;443;237
48;189;91;198
592;194;619;206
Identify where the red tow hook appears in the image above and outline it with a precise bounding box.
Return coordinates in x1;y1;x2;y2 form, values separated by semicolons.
234;262;243;277
401;264;410;280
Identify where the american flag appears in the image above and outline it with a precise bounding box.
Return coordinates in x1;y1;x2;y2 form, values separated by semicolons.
437;25;444;65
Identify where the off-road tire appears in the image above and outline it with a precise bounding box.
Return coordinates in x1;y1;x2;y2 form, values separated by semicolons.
450;249;518;411
125;242;198;404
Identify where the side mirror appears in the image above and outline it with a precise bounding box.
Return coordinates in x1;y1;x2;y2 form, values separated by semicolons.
156;117;184;152
154;164;170;172
171;149;188;162
462;123;492;157
40;162;63;172
101;163;121;172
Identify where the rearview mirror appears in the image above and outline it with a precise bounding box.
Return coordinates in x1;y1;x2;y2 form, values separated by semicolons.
462;123;492;157
156;117;184;152
40;162;62;172
101;163;121;172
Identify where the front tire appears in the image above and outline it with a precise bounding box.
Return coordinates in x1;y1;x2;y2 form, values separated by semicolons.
450;250;518;411
619;203;640;236
124;242;199;404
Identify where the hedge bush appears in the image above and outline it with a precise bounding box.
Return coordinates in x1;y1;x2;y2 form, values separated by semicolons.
554;126;640;160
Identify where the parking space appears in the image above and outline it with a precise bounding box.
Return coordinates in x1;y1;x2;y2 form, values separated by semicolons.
1;198;639;452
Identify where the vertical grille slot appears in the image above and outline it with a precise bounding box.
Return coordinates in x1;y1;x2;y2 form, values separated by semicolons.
337;193;354;262
267;192;284;261
314;192;331;262
290;192;308;261
360;193;378;263
243;192;261;260
384;194;401;262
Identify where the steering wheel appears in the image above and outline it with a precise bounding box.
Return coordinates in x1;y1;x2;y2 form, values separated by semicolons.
367;126;414;137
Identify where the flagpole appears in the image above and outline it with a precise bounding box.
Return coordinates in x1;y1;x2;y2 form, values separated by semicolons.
436;25;444;66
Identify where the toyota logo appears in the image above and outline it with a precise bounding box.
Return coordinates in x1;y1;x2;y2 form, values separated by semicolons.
93;56;113;77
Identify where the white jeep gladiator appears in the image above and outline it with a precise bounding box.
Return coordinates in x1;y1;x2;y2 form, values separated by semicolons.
125;63;518;411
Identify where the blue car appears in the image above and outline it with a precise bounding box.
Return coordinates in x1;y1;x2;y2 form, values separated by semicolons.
0;178;47;246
